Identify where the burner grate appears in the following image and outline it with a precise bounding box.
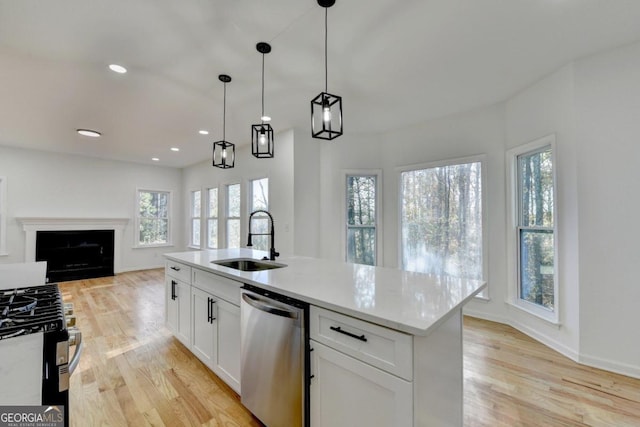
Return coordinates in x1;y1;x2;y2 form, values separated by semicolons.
0;284;65;339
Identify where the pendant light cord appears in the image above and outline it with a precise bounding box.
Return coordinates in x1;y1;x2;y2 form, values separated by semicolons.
324;7;328;94
261;52;265;124
222;82;226;140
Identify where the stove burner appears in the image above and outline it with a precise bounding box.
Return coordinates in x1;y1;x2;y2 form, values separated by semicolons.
0;284;65;339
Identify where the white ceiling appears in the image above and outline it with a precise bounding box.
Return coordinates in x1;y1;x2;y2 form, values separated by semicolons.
2;0;640;168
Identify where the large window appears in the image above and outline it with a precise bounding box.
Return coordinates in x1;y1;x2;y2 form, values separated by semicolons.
190;190;201;247
226;183;241;248
515;141;556;313
249;178;269;251
137;189;171;246
207;188;218;249
346;174;378;265
400;159;484;283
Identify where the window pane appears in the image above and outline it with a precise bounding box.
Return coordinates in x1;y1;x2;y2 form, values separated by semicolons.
249;216;269;251
139;218;168;245
347;176;376;226
192;218;200;246
518;148;553;227
228;184;241;217
520;229;554;310
208;188;218;218
227;219;240;248
251;178;269;212
347;227;376;266
208;219;218;249
192;190;201;215
401;162;482;280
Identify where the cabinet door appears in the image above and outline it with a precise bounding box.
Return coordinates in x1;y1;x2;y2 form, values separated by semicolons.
191;287;216;367
214;298;241;394
176;281;192;346
310;341;412;427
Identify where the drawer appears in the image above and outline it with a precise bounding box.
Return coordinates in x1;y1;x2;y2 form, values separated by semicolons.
166;260;192;283
310;306;413;380
193;269;241;306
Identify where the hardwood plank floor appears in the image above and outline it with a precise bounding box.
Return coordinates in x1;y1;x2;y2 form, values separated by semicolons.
59;269;640;426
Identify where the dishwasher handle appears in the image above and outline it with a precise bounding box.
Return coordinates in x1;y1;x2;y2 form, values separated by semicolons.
242;293;299;319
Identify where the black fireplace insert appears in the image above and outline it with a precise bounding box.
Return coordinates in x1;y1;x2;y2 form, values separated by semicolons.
36;230;115;282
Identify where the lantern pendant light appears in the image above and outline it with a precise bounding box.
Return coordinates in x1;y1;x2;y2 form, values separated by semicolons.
311;0;343;140
212;74;235;168
252;42;274;158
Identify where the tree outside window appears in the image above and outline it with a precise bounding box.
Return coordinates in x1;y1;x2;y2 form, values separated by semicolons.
249;178;269;251
400;161;483;282
191;190;201;247
207;188;218;249
346;175;377;266
137;190;170;246
226;184;241;248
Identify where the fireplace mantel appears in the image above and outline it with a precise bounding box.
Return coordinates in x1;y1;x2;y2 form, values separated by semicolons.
17;217;129;273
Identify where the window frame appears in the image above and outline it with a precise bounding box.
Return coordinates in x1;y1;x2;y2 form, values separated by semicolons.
189;189;202;249
135;188;172;248
343;170;382;266
506;134;559;324
397;155;488;298
0;176;7;256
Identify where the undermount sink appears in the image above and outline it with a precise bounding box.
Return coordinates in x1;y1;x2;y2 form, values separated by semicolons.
211;258;287;272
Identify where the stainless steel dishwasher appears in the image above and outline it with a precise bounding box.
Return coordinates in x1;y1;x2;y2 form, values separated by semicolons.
240;285;309;427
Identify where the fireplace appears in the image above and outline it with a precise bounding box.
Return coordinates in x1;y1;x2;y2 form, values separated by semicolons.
36;230;115;282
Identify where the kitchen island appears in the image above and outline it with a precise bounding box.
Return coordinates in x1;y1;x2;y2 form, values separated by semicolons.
164;248;485;427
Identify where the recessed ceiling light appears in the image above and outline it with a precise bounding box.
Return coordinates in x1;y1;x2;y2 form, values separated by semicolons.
199;130;209;135
76;129;102;137
152;157;160;162
170;147;180;152
261;115;271;122
109;64;127;74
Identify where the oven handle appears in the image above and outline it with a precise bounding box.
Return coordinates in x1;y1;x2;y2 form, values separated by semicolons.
68;330;83;375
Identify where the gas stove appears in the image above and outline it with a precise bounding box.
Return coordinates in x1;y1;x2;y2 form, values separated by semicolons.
0;285;66;339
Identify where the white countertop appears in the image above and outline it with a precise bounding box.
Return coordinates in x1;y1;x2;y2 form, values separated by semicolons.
164;249;486;336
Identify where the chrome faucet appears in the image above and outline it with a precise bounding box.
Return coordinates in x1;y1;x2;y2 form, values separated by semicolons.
247;210;279;261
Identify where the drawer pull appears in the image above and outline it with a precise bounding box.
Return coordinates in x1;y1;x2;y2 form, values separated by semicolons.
330;326;367;342
170;266;181;271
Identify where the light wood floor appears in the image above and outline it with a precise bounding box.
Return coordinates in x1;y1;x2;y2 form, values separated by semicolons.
59;269;640;426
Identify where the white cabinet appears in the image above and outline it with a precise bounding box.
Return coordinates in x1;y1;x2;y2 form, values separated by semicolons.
309;306;413;427
310;341;412;427
190;272;242;394
166;261;191;347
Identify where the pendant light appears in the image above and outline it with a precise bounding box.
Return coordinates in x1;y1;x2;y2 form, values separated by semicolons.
252;42;275;158
212;74;235;169
311;0;343;140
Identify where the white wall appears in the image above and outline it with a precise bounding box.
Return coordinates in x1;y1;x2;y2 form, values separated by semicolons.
574;42;640;376
0;145;183;271
182;129;295;256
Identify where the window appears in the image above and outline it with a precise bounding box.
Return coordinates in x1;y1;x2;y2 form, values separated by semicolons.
0;176;6;256
346;174;378;265
136;189;171;246
400;158;484;285
190;190;201;247
226;183;241;248
510;137;556;318
207;188;219;249
249;178;269;251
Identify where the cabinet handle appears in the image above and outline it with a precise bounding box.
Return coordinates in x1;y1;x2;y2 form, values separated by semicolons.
329;326;367;342
170;266;181;271
209;299;217;323
207;297;211;322
171;280;177;300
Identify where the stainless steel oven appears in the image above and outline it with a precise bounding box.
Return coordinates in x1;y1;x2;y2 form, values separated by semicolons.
0;283;82;427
